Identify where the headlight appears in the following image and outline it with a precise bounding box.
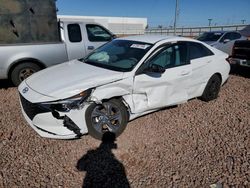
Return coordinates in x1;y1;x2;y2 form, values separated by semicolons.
41;89;93;112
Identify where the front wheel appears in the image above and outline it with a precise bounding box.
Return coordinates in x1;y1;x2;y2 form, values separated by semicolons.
10;62;41;86
85;99;128;140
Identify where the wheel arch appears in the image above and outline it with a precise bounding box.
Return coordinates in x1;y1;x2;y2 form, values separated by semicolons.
97;96;132;120
7;58;47;80
213;72;222;84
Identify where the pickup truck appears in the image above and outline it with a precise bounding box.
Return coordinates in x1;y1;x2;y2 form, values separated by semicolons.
0;19;115;86
228;40;250;68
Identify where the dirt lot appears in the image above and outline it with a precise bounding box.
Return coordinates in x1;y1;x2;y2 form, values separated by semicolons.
0;68;249;188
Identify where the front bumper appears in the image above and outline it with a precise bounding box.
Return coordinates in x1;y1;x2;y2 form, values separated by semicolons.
19;83;89;139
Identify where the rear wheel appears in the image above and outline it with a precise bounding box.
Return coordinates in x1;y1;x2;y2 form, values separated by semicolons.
85;99;128;140
10;62;41;86
201;74;222;102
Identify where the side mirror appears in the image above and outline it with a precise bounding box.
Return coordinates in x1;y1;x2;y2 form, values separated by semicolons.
146;64;165;74
111;34;117;40
223;39;230;43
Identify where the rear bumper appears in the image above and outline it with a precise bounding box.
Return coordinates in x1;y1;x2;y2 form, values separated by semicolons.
228;58;250;67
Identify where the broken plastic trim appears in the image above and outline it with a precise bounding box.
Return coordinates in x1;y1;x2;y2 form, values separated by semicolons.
52;111;82;138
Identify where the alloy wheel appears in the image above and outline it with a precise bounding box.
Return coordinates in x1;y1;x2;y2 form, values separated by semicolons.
91;102;122;134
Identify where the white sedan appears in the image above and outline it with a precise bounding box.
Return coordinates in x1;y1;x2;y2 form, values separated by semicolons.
18;35;230;140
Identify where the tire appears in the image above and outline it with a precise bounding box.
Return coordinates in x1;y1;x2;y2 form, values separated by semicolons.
85;99;128;140
10;62;41;86
200;74;222;102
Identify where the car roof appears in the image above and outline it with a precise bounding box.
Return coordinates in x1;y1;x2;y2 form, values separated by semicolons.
205;31;226;34
117;35;195;44
204;31;242;34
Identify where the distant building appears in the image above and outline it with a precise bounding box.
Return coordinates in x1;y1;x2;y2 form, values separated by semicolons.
58;15;147;35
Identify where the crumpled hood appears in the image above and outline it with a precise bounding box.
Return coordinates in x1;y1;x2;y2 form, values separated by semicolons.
25;60;124;100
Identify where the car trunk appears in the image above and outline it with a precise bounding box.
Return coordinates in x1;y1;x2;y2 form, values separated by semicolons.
232;40;250;60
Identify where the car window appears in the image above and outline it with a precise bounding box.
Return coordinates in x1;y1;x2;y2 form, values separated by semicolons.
220;32;234;42
67;24;82;43
197;32;223;41
149;43;188;69
86;24;112;42
230;32;241;40
188;42;214;60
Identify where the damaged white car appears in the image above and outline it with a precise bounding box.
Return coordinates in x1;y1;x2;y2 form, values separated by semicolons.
18;35;230;140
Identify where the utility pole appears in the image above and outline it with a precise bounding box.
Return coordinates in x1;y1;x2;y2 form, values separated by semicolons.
241;19;246;24
208;18;213;26
173;0;179;35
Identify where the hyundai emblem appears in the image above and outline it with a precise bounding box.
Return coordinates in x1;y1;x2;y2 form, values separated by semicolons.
22;87;29;94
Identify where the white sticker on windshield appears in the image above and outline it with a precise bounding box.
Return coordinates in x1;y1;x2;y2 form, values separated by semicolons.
131;44;150;49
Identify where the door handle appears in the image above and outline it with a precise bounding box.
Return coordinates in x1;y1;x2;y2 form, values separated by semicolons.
88;46;95;50
180;70;190;76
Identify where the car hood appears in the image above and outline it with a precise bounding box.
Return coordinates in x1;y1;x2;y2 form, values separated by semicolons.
25;60;124;100
203;41;217;45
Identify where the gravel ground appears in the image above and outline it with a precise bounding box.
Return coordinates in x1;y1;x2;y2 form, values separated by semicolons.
0;68;249;188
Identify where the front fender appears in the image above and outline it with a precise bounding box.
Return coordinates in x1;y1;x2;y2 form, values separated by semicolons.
90;77;134;112
91;77;132;100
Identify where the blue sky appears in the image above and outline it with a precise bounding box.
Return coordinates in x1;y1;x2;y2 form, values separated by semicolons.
56;0;250;27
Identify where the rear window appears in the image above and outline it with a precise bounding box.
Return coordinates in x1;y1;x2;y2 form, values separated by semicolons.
197;32;223;42
188;42;214;60
67;24;82;43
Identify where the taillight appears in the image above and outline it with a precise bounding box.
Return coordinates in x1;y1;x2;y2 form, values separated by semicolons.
226;56;231;64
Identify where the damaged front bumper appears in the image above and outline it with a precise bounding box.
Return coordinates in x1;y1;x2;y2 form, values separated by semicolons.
19;84;90;139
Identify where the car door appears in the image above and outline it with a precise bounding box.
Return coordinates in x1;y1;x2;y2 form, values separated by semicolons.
132;42;192;113
83;24;113;55
187;42;215;98
65;23;87;60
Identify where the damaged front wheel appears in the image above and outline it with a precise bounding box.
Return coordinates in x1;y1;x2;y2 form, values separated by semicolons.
85;99;128;140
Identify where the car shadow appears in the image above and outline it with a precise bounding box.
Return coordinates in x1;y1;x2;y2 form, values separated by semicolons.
230;65;250;78
130;105;178;122
76;132;130;188
0;79;15;89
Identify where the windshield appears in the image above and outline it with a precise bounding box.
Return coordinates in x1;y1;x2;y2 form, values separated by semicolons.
197;32;223;41
83;40;152;72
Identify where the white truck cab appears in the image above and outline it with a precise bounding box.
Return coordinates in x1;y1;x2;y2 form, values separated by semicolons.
60;21;115;60
0;19;115;86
